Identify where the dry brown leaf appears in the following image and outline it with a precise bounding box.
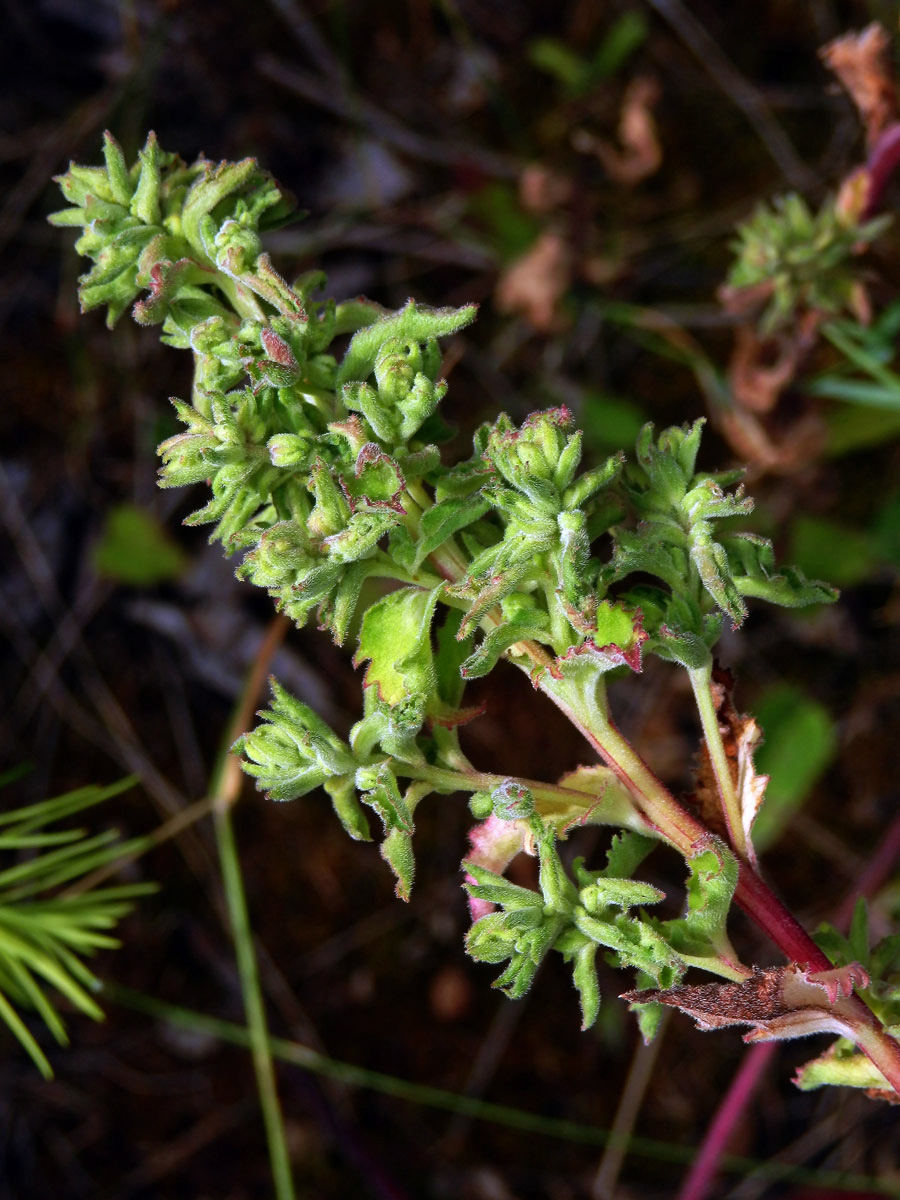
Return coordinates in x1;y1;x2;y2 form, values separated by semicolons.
623;962;870;1042
734;713;768;862
820;23;899;146
581;254;628;287
573;76;662;186
728;325;806;415
714;313;827;474
519;164;573;215
690;668;768;862
718;279;776;321
495;230;572;332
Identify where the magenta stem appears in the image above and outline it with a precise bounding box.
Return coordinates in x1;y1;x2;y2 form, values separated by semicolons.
861;121;900;217
833;799;900;930
734;863;832;972
676;1042;777;1200
677;824;900;1200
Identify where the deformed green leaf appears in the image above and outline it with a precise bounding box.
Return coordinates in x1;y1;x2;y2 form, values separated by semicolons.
355;586;443;705
381;827;416;901
235;679;356;801
323;776;372;842
416;494;491;568
336;300;477;386
460;610;550;679
794;1039;892;1093
659;838;742;973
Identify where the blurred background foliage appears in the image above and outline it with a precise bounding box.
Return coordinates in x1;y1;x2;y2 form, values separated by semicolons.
3;1;900;1196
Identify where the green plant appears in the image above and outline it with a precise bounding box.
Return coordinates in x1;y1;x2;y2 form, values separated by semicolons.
50;133;900;1118
724;192;889;335
0;773;154;1078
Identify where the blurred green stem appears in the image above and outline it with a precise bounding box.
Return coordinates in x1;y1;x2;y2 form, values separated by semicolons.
688;664;748;859
109;985;900;1196
210;614;295;1200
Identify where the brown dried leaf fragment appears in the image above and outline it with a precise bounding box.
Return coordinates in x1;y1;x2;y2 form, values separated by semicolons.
573;76;662;186
821;24;898;147
727;326;807;415
714;404;826;477
715;315;827;474
622;962;870;1043
721;305;823;416
519;164;573;215
690;668;769;863
495;231;572;332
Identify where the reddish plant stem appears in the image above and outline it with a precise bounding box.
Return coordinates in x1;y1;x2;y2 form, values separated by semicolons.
533;679;900;1095
737;864;900;1094
733;864;831;972
675;862;832;1200
861;121;900;218
673;801;900;1200
833;798;900;930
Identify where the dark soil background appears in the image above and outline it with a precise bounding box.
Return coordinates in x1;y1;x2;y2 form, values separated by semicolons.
2;1;900;1197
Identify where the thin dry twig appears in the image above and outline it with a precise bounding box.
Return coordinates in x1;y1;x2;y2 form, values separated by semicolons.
439;988;528;1154
573;76;663;186
592;1011;671;1200
256;53;515;178
646;0;817;190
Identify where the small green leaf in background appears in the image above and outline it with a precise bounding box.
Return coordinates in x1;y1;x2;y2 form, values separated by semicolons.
465;183;541;263
789;515;877;588
752;684;837;851
528;12;648;96
590;11;649;80
582;391;646;454
872;494;900;568
93;503;187;586
825;404;900;456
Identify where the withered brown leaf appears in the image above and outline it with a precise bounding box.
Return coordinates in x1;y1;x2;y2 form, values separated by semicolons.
690;667;769;863
622;963;870;1043
820;23;899;147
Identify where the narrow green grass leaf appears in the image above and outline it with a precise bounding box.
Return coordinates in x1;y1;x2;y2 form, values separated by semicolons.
0;832;120;893
3;958;68;1045
109;987;900;1195
0;778;137;833
0;988;54;1079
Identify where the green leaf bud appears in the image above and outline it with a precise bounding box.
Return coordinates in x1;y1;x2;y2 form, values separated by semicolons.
131;132;164;225
307;459;352;538
267;433;314;468
102;130;133;207
342;381;399;443
336;299;477;386
469;792;493;819
491;780;535;821
235;679;356;801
